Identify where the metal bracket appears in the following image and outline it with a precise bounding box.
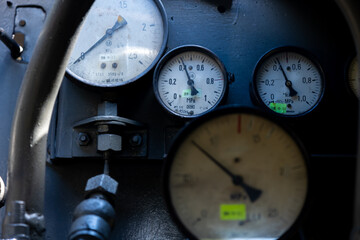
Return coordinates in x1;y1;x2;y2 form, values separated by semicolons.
70;101;148;159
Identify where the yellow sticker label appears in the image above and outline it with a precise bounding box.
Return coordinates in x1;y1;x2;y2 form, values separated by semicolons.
269;102;287;114
220;204;246;221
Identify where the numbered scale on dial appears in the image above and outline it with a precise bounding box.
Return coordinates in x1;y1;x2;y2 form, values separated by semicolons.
153;45;229;118
66;0;168;88
163;106;309;240
252;47;325;116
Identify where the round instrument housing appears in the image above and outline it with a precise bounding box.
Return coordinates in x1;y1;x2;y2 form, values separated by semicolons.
252;47;325;116
66;0;168;88
153;45;228;118
163;106;309;240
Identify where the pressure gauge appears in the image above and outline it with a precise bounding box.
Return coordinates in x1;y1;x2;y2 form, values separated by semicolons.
66;0;168;87
163;106;309;240
252;47;325;116
153;45;228;118
347;56;359;98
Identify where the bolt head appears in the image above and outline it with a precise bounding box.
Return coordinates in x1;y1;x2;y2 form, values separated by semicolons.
130;134;142;147
78;133;90;146
19;20;26;27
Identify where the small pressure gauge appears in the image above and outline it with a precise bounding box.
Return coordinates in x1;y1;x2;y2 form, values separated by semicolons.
163;106;309;240
252;47;325;116
153;45;228;118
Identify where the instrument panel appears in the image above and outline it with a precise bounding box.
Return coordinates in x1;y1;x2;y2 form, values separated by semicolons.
55;0;358;159
0;0;358;239
50;1;357;238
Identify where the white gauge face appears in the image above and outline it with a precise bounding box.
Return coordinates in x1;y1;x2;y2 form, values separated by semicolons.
155;48;227;118
166;110;308;239
348;57;359;98
254;50;324;116
67;0;167;87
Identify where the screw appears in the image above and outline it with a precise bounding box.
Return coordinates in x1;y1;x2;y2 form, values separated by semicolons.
130;134;142;147
19;20;26;27
78;133;90;146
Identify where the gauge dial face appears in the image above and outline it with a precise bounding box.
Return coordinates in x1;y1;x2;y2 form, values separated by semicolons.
66;0;167;87
154;46;227;118
348;56;359;98
164;108;308;240
253;49;324;116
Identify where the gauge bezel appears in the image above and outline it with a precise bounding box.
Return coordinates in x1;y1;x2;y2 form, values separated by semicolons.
345;55;359;100
65;0;169;88
251;46;326;117
153;45;228;118
162;105;311;240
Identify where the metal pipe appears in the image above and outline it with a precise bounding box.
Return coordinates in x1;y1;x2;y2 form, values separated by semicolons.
0;28;23;59
1;0;94;238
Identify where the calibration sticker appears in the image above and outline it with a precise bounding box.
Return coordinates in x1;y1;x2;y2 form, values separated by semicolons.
269;103;287;114
220;204;247;221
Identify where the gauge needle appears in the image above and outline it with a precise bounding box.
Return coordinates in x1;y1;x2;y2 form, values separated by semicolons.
73;16;127;64
192;141;262;202
276;58;298;97
180;58;199;96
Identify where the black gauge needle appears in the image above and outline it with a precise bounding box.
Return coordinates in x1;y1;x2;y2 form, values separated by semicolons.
192;141;262;202
73;16;127;64
180;58;199;96
276;58;298;97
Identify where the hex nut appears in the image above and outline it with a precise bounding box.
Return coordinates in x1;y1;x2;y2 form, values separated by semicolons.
85;174;118;197
97;134;122;152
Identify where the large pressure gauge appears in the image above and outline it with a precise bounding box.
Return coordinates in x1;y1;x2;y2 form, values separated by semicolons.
252;47;325;116
163;107;309;240
153;45;228;118
66;0;168;87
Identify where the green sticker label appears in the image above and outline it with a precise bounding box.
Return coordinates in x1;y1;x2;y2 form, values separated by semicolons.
182;89;191;98
220;204;246;221
269;102;287;114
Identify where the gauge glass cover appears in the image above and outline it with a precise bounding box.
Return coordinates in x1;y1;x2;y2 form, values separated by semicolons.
66;0;167;87
253;49;324;116
165;108;308;240
154;46;227;118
